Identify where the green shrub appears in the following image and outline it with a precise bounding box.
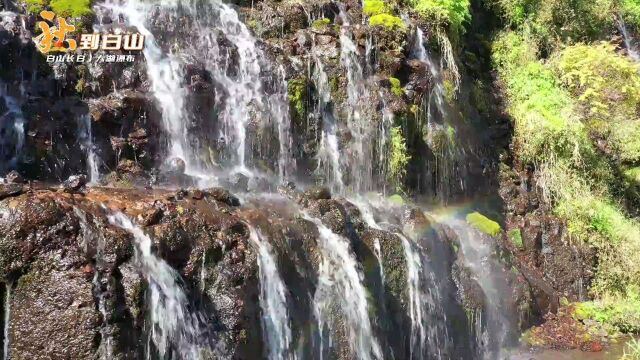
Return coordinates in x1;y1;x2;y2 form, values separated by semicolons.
625;167;640;184
492;0;615;49
364;0;389;16
410;0;471;32
610;121;640;164
50;0;93;17
621;0;640;29
369;13;406;31
466;212;501;236
574;289;640;333
492;31;538;78
555;43;640;119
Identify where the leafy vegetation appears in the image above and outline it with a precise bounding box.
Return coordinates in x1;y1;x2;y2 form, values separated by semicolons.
490;0;616;50
364;0;390;17
50;0;92;17
409;0;471;33
574;289;640;333
466;212;501;236
22;0;93;17
288;78;308;123
621;0;640;29
388;126;411;192
369;14;406;31
491;0;640;333
554;43;640;120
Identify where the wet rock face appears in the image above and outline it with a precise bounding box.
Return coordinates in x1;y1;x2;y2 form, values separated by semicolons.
0;187;424;359
9;268;101;360
499;163;595;309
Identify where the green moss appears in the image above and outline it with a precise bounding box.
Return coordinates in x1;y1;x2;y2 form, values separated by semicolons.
246;19;258;30
388;126;411;192
363;0;389;17
369;14;406;31
312;18;331;29
50;0;93;17
287;78;308;122
466;212;501;237
509;229;524;250
389;77;404;97
388;194;404;205
409;0;471;33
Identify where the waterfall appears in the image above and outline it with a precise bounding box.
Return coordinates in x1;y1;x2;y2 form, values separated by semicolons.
108;211;210;359
618;16;640;62
305;214;383;360
445;219;513;359
399;233;450;360
100;0;293;183
2;283;10;360
274;66;295;181
352;197;450;359
76;114;101;184
413;28;447;125
0;81;25;174
378;93;394;194
248;227;294;360
339;13;374;193
312;43;344;193
100;0;191;173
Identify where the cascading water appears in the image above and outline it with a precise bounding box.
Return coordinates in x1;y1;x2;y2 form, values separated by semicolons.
339;12;375;193
2;283;10;360
0;81;25;175
305;214;383;360
248;226;294;360
76;114;101;184
618;15;640;62
108;211;210;360
445;219;514;359
99;0;293;183
352;197;451;360
311;43;344;193
412;27;467;201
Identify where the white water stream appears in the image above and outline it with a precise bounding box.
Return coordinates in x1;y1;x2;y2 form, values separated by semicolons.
249;226;294;360
76;114;101;184
618;16;640;62
108;212;208;359
2;283;10;360
99;0;293;184
0;81;25;174
305;214;382;360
